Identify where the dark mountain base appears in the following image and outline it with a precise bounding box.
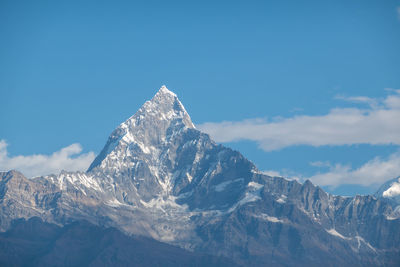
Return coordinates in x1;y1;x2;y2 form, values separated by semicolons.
0;217;237;267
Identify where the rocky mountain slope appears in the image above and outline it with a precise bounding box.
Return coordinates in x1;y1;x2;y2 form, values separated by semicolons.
1;86;399;266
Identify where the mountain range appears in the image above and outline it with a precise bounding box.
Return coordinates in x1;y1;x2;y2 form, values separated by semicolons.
1;86;399;266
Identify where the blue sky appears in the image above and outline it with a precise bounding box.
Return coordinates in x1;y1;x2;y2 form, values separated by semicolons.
1;0;400;195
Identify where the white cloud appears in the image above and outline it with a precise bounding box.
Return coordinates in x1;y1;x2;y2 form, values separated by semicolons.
382;177;400;198
198;91;400;151
0;140;95;178
306;152;400;187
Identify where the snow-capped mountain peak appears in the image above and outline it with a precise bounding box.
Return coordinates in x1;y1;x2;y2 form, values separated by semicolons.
87;86;194;172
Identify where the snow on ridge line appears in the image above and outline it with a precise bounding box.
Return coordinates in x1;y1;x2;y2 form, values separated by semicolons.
49;172;102;192
248;181;263;190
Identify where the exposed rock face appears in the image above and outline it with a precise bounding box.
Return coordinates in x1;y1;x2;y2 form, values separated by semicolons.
0;86;399;266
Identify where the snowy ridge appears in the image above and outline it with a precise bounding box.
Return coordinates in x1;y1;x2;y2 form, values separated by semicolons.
46;171;102;192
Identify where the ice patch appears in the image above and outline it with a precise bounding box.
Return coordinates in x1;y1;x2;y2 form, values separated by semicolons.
247;181;263;190
227;181;264;212
214;178;243;192
138;142;151;154
254;213;285;223
186;172;193;183
276;194;287;204
238;192;261;206
106;198;128;207
140;195;188;212
326;228;351;240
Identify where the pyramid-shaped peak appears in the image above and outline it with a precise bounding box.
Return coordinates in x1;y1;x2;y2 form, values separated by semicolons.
87;85;195;171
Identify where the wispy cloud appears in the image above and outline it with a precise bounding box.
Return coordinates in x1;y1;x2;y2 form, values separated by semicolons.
0;140;95;178
261;170;282;177
198;90;400;151
309;161;331;168
334;95;379;108
306;151;400;187
261;169;301;182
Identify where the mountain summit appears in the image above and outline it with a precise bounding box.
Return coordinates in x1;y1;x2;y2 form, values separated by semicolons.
88;85;194;172
0;86;399;266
